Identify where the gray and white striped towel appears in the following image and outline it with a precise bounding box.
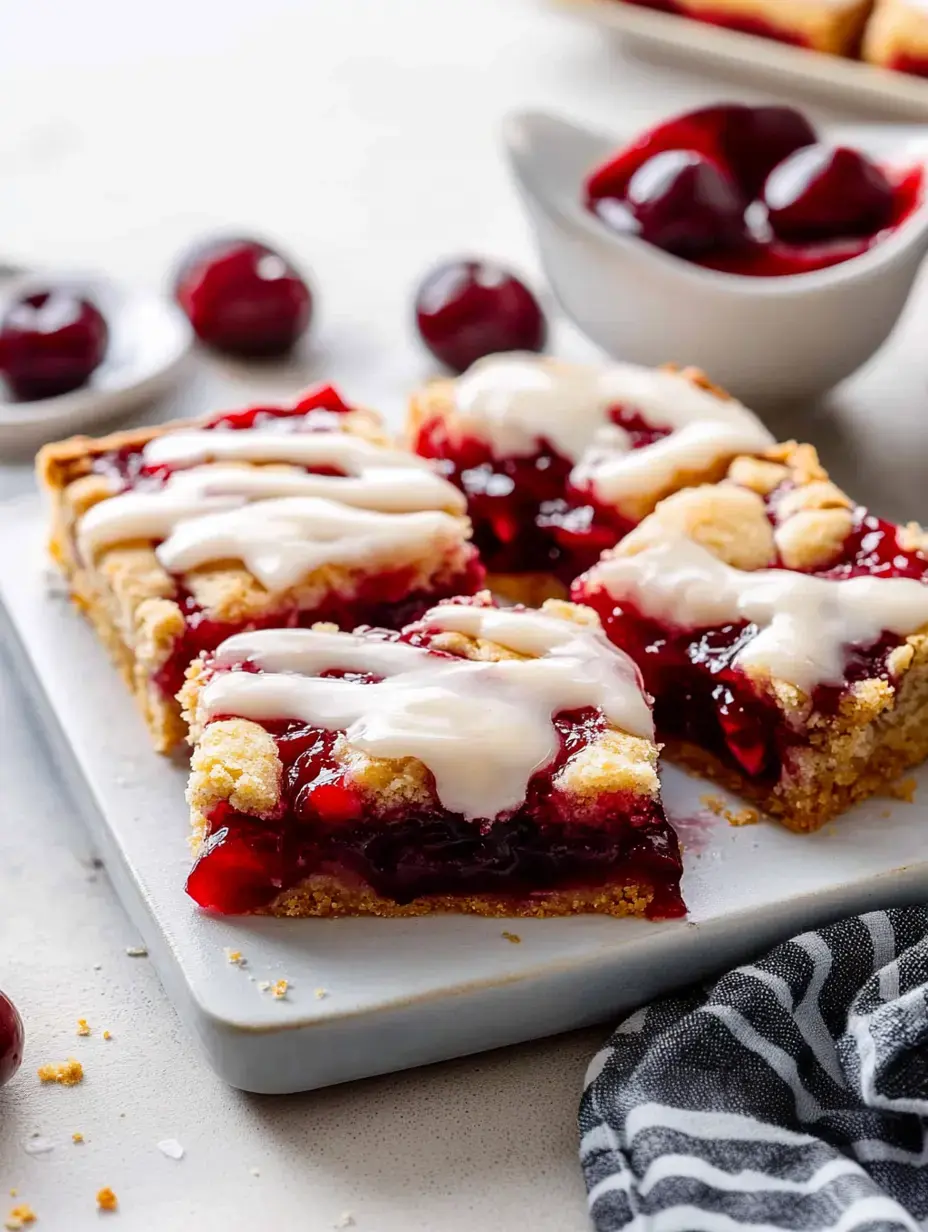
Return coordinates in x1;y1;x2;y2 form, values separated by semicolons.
580;909;928;1232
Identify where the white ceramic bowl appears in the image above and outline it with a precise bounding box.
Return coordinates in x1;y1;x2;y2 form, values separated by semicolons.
0;272;192;456
503;112;928;406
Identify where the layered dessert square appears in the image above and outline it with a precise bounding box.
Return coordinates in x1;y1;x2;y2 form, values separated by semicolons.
39;385;482;752
863;0;928;74
573;443;928;831
623;0;873;54
408;353;773;604
179;595;685;919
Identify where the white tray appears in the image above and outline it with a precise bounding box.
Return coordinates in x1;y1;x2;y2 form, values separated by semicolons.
556;0;928;117
4;497;928;1094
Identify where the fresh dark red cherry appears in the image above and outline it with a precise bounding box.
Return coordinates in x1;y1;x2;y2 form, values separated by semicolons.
763;145;894;242
414;259;547;374
0;290;108;402
174;237;313;358
723;106;817;197
621;151;748;257
0;992;24;1088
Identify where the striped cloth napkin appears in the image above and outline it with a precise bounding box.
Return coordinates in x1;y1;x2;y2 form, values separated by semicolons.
580;908;928;1232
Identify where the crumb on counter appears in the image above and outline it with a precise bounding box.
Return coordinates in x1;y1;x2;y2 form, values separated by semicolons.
96;1188;118;1212
37;1058;83;1086
102;1031;112;1041
727;807;759;827
314;988;329;1000
125;946;148;958
333;1214;355;1229
501;931;521;944
225;949;246;966
5;1204;36;1229
701;794;725;816
72;1133;84;1144
271;979;289;1000
76;1018;91;1037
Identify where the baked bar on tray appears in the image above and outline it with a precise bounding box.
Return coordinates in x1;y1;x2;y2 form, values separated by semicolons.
572;442;928;831
39;385;483;752
622;0;873;55
408;353;773;604
179;593;685;919
863;0;928;75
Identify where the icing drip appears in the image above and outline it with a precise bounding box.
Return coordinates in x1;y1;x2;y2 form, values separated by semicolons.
202;605;654;819
590;536;928;692
451;353;774;509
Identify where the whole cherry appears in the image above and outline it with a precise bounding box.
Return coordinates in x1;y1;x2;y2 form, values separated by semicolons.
0;991;24;1088
618;150;749;257
0;290;109;402
414;259;547;374
723;105;817;197
173;237;313;358
763;145;894;243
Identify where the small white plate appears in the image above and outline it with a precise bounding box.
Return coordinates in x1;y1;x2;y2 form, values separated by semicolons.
556;0;928;117
0;273;192;456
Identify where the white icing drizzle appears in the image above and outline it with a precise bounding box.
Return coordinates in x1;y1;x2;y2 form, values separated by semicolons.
451;353;774;508
77;413;468;587
588;537;928;693
203;604;654;819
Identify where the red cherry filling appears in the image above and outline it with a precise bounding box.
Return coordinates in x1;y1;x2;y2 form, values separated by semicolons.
186;697;685;920
414;259;547;374
586;105;923;277
89;385;485;699
173;236;313;357
0;991;24;1088
612;150;749;257
763;145;894;243
0;290;108;402
574;502;928;786
412;405;673;582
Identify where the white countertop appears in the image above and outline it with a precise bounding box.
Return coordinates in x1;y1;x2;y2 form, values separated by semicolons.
3;1;928;1228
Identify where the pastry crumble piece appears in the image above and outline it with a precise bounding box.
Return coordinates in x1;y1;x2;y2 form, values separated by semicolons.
863;0;928;75
5;1204;36;1230
573;443;928;831
271;980;289;999
39;384;483;752
72;1132;84;1144
37;1058;84;1086
179;593;684;919
408;354;772;603
102;1031;112;1041
501;931;522;944
76;1018;90;1036
224;949;246;966
625;0;873;54
96;1188;118;1212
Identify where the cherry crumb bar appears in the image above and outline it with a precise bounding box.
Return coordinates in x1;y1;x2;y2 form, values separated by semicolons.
408;353;773;605
38;385;483;752
623;0;874;55
178;594;685;919
863;0;928;75
572;442;928;831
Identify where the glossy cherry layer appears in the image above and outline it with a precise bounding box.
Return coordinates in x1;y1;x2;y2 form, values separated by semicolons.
890;55;928;78
575;504;928;786
91;384;484;698
412;407;670;581
173;236;313;357
414;259;547;374
0;992;24;1088
187;681;684;919
0;290;108;401
586;104;925;277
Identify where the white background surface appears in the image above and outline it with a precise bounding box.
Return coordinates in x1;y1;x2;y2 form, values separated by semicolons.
3;1;928;1228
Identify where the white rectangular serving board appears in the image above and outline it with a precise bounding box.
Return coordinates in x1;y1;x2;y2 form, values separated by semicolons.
556;0;928;117
4;496;928;1094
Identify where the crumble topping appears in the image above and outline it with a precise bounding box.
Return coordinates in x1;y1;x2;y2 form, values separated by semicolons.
885;777;918;803
96;1188;118;1212
5;1203;36;1229
76;1018;90;1037
37;1059;83;1086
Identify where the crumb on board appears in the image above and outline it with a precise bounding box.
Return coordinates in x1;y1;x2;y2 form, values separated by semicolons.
333;1213;355;1229
881;808;892;819
96;1187;118;1212
37;1058;83;1086
700;793;758;827
5;1204;36;1229
701;794;725;816
501;931;521;944
125;946;148;958
271;979;289;1000
885;777;917;804
102;1031;112;1041
76;1018;91;1037
314;988;329;1000
225;949;246;966
72;1132;84;1144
